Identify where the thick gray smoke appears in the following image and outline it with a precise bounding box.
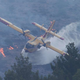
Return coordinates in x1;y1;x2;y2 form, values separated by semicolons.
1;0;80;65
22;22;80;65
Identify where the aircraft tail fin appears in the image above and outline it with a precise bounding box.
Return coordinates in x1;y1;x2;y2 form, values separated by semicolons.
43;20;55;39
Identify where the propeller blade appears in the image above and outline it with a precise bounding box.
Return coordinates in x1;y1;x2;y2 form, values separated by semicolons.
18;28;25;36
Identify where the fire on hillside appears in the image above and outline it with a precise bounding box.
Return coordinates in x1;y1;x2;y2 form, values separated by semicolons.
0;45;18;57
0;48;6;57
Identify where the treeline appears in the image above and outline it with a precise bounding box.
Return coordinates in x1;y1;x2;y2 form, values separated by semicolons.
0;42;80;80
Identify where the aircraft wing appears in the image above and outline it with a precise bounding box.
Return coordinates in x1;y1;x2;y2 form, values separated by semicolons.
32;22;64;40
46;44;69;56
0;17;68;55
0;17;36;40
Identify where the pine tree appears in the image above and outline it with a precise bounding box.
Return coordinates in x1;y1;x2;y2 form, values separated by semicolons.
50;42;80;80
73;69;80;80
4;54;40;80
0;77;2;80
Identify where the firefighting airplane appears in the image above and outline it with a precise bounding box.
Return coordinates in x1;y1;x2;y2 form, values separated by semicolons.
0;17;69;56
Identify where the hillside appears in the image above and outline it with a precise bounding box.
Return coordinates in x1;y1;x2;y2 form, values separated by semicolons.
0;0;80;77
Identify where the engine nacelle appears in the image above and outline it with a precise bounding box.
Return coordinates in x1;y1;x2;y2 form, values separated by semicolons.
24;30;30;33
45;41;50;46
43;41;50;47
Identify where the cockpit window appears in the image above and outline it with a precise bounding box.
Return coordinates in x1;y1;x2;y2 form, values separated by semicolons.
25;43;34;48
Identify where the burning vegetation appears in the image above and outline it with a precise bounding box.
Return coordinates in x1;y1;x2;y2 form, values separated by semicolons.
0;45;18;57
0;48;6;57
7;46;14;50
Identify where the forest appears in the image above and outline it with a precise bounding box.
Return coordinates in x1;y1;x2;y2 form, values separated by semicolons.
0;42;80;80
0;0;80;80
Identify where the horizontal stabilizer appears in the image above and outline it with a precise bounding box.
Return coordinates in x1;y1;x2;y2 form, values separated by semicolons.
48;31;64;40
32;22;64;40
32;22;47;31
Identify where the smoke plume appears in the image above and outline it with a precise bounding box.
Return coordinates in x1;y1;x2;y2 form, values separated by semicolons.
22;22;80;65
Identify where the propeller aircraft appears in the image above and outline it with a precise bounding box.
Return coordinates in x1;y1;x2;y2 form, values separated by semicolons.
0;17;69;56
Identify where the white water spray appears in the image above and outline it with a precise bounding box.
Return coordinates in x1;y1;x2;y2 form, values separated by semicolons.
22;22;80;65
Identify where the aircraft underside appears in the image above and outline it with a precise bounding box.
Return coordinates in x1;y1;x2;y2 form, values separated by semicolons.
24;43;41;53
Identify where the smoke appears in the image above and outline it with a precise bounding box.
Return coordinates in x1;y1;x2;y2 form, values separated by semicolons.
1;0;80;65
22;21;80;65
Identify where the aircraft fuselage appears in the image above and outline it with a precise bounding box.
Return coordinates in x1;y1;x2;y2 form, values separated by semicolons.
24;40;42;53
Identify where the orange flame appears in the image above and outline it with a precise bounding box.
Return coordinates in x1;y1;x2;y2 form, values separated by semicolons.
8;46;14;50
0;48;6;57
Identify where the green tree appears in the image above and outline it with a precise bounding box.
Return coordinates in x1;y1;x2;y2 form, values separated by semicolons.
73;69;80;80
0;77;2;80
4;54;40;80
33;71;40;80
50;42;80;80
